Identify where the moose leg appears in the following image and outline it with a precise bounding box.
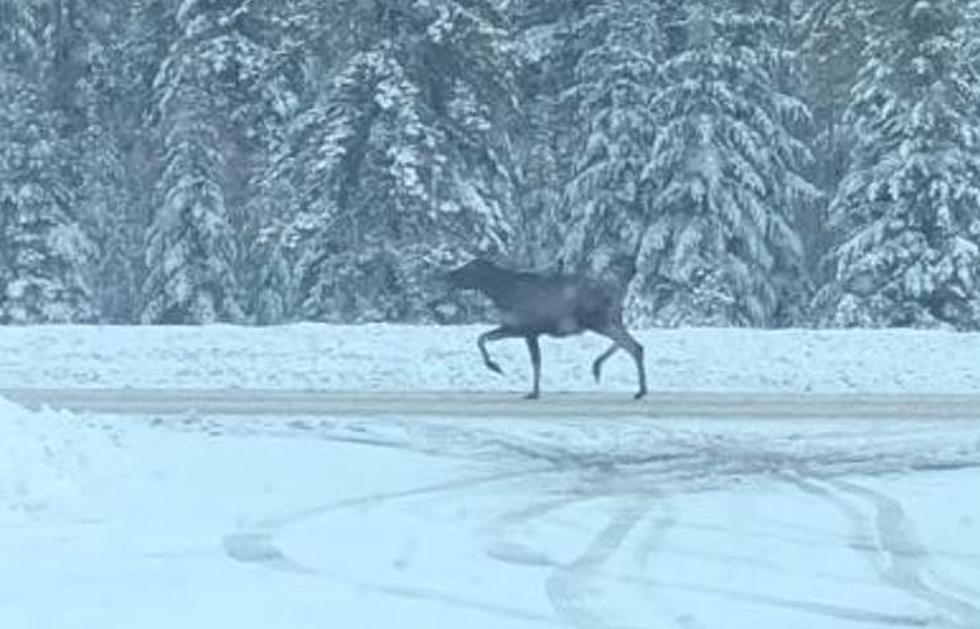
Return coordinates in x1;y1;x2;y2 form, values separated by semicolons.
524;335;541;399
591;344;618;383
477;326;518;375
598;326;647;399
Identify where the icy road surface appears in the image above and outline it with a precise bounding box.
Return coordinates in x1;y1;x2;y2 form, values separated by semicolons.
5;389;980;419
3;393;980;629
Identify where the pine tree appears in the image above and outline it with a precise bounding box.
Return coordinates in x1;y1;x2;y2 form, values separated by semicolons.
141;0;279;323
800;0;870;193
628;1;819;327
559;0;661;282
234;0;307;324
62;0;148;322
0;1;43;69
507;0;605;269
815;0;980;329
798;0;871;287
1;3;96;323
0;70;95;323
281;0;520;323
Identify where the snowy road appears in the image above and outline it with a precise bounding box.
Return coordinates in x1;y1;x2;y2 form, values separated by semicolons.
4;388;980;419
5;391;980;628
4;324;980;628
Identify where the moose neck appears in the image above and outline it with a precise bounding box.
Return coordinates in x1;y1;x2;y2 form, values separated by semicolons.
476;265;520;308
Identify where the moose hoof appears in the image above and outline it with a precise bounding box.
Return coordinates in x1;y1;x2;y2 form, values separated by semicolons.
524;391;540;400
592;365;602;383
633;390;647;400
485;361;504;375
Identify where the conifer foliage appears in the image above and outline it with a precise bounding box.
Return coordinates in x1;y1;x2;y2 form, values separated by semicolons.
0;3;95;324
816;0;980;329
0;72;95;323
3;0;980;329
560;0;661;280
629;1;819;327
141;0;272;323
281;0;519;322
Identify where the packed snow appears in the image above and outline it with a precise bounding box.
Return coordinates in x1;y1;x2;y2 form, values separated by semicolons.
2;324;980;628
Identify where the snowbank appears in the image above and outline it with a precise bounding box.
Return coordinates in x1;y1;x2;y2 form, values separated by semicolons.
0;397;122;523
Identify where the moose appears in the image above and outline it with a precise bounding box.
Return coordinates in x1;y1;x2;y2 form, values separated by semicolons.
445;259;647;399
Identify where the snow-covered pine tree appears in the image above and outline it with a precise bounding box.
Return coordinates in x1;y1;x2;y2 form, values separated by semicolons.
764;0;825;325
77;119;137;323
59;0;148;323
800;0;870;194
142;0;278;323
628;0;819;328
282;0;519;323
559;0;661;283
815;0;980;329
506;0;604;269
0;69;96;324
241;0;404;324
234;0;307;324
0;2;96;324
0;0;43;68
797;0;871;292
969;0;980;63
277;50;412;323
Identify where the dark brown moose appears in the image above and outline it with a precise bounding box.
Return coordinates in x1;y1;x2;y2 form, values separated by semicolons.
446;259;647;399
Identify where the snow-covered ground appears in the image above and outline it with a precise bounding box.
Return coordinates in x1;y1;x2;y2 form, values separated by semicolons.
2;324;980;628
3;323;980;392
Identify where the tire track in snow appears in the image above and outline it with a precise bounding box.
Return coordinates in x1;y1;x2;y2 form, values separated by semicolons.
221;467;568;626
482;496;596;568
254;466;553;530
785;473;980;628
544;498;653;629
629;493;688;629
222;530;561;625
831;479;980;628
222;466;552;564
632;487;676;574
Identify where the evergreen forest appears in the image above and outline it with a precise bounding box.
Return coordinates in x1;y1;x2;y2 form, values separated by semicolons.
2;0;980;329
